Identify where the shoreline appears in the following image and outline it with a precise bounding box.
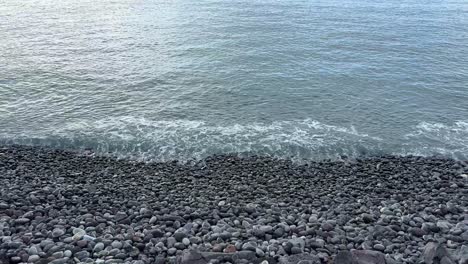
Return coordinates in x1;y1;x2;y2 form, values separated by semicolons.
0;145;467;264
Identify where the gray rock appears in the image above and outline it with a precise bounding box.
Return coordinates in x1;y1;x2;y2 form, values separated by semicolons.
373;244;385;251
322;221;335;231
74;250;90;260
76;239;88;247
335;251;357;264
291;247;303;254
219;231;232;240
289;238;305;250
14;218;30;224
441;256;455;264
167;237;177;248
242;242;257;251
168;247;177;255
424;242;454;264
256;248;265;257
47;245;62;254
174;230;188;242
310;239;325;248
151;229;164;238
458;245;468;264
409;227;427;237
10;257;21;262
115;252;127;259
179;250;207;264
49;258;69;264
175;242;186;250
28;255;40;263
260;225;273;233
232;251;257;261
351;250;386;264
8;241;23;249
84;234;96;241
437;221;452;231
279;253;320;264
64;250;72;258
274;227;285;238
111;241;123;249
52;251;64;259
52;228;65;238
149;216;157;224
72;228;86;240
106;260;124;264
422;222;440;233
28;246;39;255
362;214;375;223
94;242;105;252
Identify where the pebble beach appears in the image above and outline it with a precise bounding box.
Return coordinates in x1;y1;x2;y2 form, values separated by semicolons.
0;145;467;264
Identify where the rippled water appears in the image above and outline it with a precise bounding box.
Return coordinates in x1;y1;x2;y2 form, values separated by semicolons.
1;0;468;161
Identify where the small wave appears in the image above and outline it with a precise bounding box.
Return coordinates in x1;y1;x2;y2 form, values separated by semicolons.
400;121;468;159
0;117;384;162
1;117;467;162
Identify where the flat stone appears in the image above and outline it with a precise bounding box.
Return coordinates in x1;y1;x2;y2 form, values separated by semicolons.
15;218;30;224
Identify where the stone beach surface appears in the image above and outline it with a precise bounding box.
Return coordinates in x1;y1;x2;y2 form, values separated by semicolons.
0;145;467;264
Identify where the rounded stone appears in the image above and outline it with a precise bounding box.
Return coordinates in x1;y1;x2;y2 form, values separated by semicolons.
168;247;177;255
373;244;385;251
111;241;123;249
52;228;65;238
64;250;72;258
28;255;40;263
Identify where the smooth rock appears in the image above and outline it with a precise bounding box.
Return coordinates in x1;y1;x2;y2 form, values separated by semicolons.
28;255;40;263
351;250;386;264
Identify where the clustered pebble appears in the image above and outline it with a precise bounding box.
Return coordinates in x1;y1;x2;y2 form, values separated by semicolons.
0;145;467;264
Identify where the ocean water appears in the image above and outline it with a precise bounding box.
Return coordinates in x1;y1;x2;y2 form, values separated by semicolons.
1;0;468;161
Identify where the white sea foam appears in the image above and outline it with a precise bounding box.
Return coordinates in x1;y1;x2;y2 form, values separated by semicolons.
400;121;468;159
2;117;467;162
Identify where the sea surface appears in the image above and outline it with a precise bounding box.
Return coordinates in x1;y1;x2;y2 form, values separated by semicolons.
1;0;468;161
